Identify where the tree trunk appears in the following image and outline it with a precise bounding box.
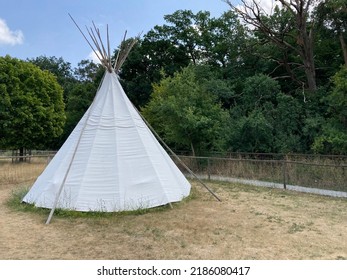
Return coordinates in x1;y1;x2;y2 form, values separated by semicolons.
298;5;317;92
339;33;347;67
302;37;317;92
304;65;316;91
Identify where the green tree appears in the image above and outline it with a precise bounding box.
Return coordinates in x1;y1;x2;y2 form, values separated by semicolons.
120;9;249;108
228;74;305;153
74;59;104;82
0;56;65;152
62;60;104;140
316;0;347;66
120;11;201;108
228;110;274;152
119;37;190;108
272;93;304;153
199;11;248;70
27;56;75;100
142;65;230;156
312;66;347;154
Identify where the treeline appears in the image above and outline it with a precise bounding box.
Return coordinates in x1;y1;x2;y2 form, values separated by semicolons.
1;0;346;155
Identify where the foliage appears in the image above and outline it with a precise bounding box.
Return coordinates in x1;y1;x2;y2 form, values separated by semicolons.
228;74;305;153
0;56;65;150
314;0;347;84
28;56;104;147
142;65;230;155
74;59;103;82
120;9;248;108
229;110;274;152
315;0;347;66
2;5;347;155
312;66;347;154
312;125;347;154
27;56;75;101
61;60;104;140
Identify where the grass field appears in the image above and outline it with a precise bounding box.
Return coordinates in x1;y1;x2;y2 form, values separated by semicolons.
1;175;346;260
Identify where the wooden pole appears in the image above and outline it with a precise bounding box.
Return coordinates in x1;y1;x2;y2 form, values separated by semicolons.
283;158;287;190
131;104;221;202
45;73;107;224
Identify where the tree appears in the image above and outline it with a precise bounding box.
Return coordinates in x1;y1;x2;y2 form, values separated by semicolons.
185;64;236;109
224;0;318;92
27;56;75;100
62;60;104;141
120;9;249;108
74;59;103;82
229;110;274;152
312;66;347;154
142;65;230;156
200;10;249;70
119;36;190;108
316;0;347;66
0;56;65;152
228;74;305;153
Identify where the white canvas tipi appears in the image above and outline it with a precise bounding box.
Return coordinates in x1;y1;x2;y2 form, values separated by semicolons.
22;22;191;221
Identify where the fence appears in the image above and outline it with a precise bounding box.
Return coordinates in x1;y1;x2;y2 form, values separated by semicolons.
172;155;347;195
0;155;53;186
1;151;346;196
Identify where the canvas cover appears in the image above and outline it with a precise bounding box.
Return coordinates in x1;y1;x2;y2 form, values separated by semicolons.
22;72;191;212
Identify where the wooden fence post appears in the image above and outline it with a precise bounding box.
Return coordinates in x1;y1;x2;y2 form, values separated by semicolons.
282;158;287;189
207;157;211;180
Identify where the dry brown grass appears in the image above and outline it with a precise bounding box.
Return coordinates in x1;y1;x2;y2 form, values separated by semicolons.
179;156;347;192
0;159;46;185
1;173;346;260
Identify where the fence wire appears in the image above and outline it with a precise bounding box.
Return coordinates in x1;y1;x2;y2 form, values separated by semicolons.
173;155;347;193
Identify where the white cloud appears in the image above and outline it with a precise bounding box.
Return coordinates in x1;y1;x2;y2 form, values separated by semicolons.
236;0;281;15
0;18;23;45
258;0;278;15
88;50;101;64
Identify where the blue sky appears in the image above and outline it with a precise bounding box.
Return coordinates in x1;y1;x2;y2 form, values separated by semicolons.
0;0;235;67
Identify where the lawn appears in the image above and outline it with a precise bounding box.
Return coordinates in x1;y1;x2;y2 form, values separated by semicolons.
1;178;346;260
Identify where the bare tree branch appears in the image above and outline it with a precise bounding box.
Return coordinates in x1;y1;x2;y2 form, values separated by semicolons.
223;0;317;91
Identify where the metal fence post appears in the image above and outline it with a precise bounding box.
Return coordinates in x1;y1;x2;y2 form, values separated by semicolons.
207;157;211;180
282;158;287;189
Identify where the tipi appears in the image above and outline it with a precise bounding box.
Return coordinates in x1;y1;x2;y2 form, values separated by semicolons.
22;19;191;223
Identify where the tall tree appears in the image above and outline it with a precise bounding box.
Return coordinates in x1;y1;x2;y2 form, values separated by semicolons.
142;65;230;156
316;0;347;66
228;74;305;153
312;66;347;154
199;10;248;68
74;59;103;82
224;0;318;92
62;60;104;142
120;35;190;108
27;56;75;99
0;56;65;152
120;9;249;108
